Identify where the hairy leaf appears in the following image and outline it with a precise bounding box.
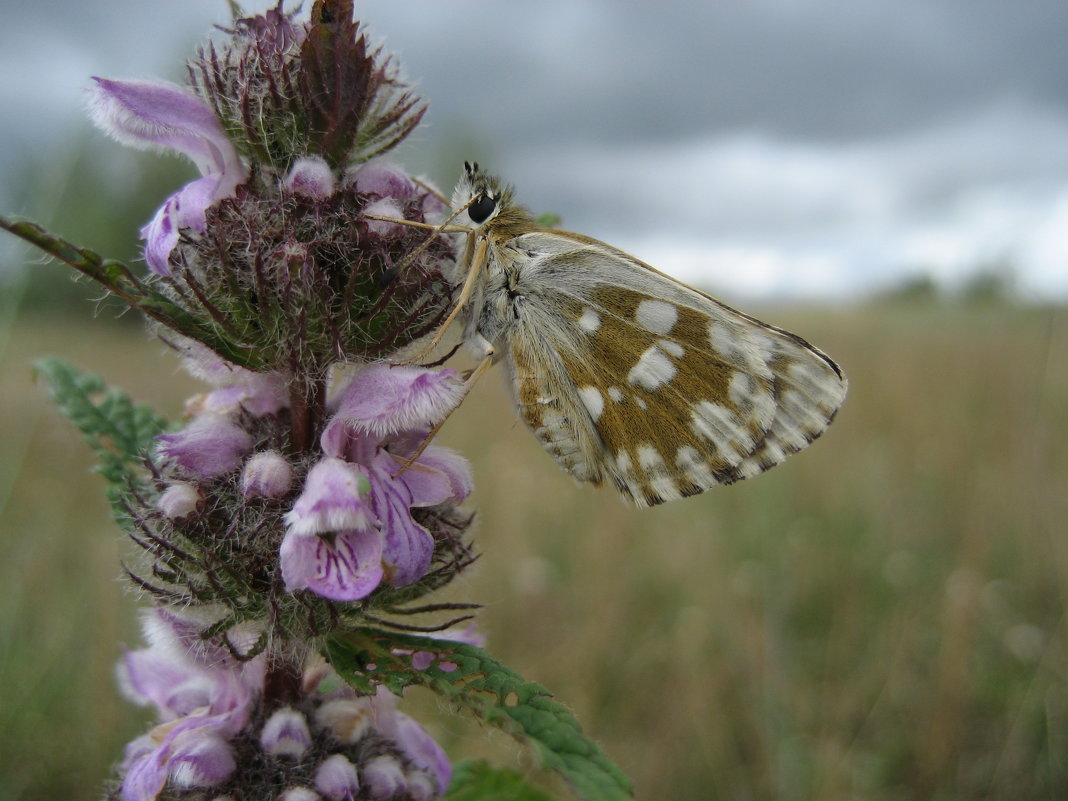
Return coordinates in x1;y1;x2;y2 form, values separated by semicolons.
35;357;167;521
445;760;555;801
326;631;633;801
300;0;373;165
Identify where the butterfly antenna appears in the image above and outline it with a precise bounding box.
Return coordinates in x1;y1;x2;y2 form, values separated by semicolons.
411;175;450;206
377;195;479;277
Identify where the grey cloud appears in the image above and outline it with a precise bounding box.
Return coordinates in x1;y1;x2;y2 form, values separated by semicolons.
360;0;1068;147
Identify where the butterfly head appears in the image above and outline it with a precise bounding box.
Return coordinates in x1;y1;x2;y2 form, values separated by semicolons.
452;161;515;229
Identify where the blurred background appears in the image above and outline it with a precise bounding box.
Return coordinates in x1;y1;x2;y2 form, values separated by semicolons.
1;2;1065;800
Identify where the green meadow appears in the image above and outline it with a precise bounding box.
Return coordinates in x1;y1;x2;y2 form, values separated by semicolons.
0;294;1065;800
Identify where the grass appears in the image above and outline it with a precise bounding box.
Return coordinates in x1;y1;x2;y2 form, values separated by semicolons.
0;299;1065;800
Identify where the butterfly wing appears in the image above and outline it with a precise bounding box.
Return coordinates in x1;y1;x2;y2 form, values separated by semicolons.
499;230;847;507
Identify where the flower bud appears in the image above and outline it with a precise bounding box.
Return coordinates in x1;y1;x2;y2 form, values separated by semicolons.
362;755;407;799
404;771;436;801
242;451;295;499
277;788;320;801
314;754;360;800
157;481;202;520
285;156;336;199
362;198;405;235
314;698;373;745
157;414;253;479
260;707;313;759
345;159;415;199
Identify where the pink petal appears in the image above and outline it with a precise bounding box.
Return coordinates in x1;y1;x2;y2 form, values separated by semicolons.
88;78;239;178
367;469;433;587
280;528;385;601
324;364;463;440
118;647;204;718
285;458;373;537
139;175;221;275
168;730;237;787
406;446;473;504
122;748;170;801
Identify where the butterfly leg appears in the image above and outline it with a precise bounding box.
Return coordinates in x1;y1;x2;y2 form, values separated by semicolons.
398;235;489;365
392;338;495;476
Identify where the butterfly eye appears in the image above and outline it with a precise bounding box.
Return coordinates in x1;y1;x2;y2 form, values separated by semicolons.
467;193;497;224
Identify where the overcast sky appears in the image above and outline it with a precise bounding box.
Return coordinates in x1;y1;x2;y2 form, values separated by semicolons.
3;1;1067;300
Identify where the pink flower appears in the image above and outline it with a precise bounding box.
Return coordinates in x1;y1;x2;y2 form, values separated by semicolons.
87;78;247;275
117;631;261;800
281;364;472;601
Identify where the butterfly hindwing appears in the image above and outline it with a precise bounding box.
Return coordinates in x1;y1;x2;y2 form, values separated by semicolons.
502;231;847;507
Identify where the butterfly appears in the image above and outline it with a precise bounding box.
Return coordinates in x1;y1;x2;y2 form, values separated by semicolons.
386;161;847;508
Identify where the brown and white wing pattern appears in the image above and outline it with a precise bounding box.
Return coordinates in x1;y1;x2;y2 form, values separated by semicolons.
502;231;847;508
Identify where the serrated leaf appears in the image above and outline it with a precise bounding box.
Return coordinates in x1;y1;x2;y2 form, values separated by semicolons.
325;631;633;801
35;357;168;521
444;760;555;801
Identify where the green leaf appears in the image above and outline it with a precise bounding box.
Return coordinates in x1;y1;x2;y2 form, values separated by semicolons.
325;631;633;801
0;216;262;369
444;760;555;801
35;357;168;521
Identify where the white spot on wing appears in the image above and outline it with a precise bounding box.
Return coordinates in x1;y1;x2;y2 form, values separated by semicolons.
728;372;753;407
577;386;605;421
635;444;681;502
637;444;663;470
709;322;744;361
691;400;754;465
635;299;678;335
677;446;715;487
578;307;601;333
627;346;677;390
658;339;684;358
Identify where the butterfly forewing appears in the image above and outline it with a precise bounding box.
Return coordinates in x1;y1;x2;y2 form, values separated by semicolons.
501;231;847;507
